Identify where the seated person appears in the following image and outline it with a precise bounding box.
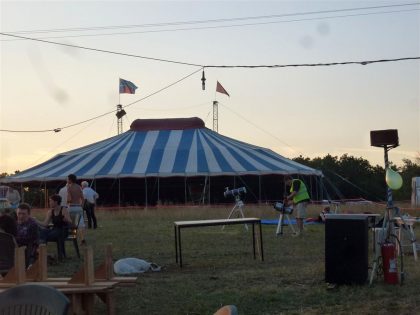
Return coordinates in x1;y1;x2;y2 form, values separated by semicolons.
0;213;17;236
318;206;331;223
16;203;39;266
37;194;72;260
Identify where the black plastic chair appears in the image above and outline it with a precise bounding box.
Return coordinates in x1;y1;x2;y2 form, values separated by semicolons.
0;283;70;314
0;231;17;276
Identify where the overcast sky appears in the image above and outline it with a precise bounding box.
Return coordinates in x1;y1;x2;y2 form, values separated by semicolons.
1;0;419;174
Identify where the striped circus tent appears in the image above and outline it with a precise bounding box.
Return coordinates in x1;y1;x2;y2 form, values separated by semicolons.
3;117;323;205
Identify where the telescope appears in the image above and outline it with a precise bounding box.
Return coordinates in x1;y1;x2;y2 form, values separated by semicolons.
273;201;293;214
224;187;247;198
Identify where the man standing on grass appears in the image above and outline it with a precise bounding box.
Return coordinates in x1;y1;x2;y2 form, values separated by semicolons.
81;181;99;229
67;174;86;245
285;176;310;236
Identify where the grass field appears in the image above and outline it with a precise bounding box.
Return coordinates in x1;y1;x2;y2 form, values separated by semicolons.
35;202;420;315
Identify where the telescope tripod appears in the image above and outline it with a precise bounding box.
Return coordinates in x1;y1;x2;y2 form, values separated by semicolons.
223;196;248;231
276;210;296;236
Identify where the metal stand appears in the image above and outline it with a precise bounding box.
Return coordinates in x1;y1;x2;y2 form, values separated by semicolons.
223;196;248;231
276;210;296;236
369;143;415;285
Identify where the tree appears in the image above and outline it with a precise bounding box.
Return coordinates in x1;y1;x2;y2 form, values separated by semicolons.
292;154;416;201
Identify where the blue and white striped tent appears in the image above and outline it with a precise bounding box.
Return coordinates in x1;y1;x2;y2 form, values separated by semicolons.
4;117;321;183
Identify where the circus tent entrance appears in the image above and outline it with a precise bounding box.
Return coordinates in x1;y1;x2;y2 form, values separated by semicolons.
2;117;323;207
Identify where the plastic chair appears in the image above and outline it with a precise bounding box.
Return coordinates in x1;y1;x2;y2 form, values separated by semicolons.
213;305;238;315
0;283;70;315
0;231;17;276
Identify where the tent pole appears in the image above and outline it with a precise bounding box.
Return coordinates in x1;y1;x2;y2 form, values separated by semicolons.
315;176;319;201
208;176;211;205
158;177;162;204
145;177;148;209
44;181;47;209
118;178;121;210
258;175;261;204
184;177;187;205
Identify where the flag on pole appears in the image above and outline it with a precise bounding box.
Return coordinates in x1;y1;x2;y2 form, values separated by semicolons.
119;78;138;94
216;81;230;97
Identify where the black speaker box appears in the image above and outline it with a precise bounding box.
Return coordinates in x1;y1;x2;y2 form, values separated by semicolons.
370;129;399;147
325;218;368;284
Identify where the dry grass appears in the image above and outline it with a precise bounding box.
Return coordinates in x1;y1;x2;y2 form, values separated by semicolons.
35;202;420;314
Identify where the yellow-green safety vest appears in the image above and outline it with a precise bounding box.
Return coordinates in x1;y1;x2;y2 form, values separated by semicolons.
290;179;310;204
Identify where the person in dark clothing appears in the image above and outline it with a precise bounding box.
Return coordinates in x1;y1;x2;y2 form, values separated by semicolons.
38;194;72;260
0;213;17;236
16;203;39;266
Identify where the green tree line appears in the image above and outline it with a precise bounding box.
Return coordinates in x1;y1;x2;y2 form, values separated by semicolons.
293;154;420;202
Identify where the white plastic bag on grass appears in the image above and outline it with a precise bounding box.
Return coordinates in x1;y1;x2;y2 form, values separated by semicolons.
114;258;161;275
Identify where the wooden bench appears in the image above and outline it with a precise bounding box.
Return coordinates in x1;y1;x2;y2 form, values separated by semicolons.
0;244;137;314
174;217;264;267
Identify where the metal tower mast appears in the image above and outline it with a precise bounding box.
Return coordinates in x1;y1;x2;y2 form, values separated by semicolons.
116;104;126;135
213;101;218;133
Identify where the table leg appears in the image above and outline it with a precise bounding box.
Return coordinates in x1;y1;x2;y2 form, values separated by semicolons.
69;294;83;315
97;290;115;315
82;293;95;315
178;227;183;268
174;225;178;264
259;222;264;261
252;223;256;259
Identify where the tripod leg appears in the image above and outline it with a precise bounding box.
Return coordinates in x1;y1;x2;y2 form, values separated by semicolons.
238;206;248;231
369;260;378;285
276;213;283;236
286;215;296;234
409;225;418;261
222;205;238;230
227;205;237;219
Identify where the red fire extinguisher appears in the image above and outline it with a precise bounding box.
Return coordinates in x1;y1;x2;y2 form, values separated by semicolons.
382;242;398;284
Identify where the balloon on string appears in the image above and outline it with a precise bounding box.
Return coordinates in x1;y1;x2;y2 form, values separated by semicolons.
385;168;403;190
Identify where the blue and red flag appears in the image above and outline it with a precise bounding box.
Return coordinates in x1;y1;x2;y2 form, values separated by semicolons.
119;78;138;94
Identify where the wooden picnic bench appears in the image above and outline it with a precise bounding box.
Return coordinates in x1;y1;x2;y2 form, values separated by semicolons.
0;244;137;315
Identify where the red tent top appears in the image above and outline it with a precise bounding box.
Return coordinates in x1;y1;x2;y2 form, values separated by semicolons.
130;117;205;131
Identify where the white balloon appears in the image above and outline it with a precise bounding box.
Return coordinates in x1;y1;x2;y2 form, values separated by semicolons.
385;168;403;190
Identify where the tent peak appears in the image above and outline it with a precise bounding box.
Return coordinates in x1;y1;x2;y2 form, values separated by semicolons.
130;117;205;131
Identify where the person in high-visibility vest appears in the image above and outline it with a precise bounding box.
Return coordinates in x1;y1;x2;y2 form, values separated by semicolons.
285;177;310;236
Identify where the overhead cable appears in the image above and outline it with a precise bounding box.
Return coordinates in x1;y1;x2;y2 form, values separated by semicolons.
0;33;202;67
4;2;418;35
0;68;202;133
2;8;419;41
1;33;419;69
204;57;420;68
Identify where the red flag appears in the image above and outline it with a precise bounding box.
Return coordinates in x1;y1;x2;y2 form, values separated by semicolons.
216;81;230;97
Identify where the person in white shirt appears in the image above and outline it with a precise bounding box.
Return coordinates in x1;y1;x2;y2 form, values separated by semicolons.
81;181;99;229
6;187;21;209
58;185;67;207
